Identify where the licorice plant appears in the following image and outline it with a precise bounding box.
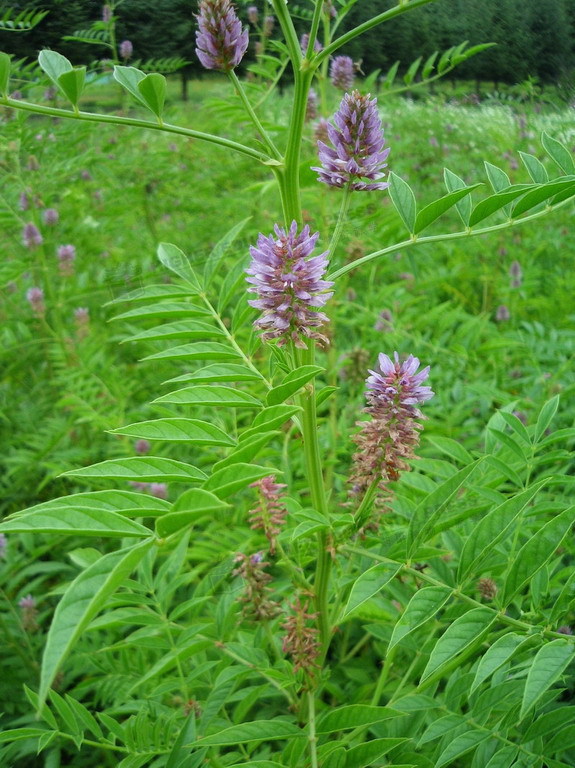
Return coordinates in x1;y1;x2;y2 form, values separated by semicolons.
1;1;575;767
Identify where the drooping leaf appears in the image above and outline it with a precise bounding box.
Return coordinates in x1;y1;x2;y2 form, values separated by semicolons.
389;586;452;650
520;640;575;719
420;607;495;682
341;563;401;619
153;385;261;408
39;539;154;706
108;418;236;446
62;456;207;483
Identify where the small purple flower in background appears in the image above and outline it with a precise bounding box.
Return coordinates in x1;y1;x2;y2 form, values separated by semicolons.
330;55;354;90
10;90;23;100
509;260;522;288
477;578;498;601
247;5;258;24
0;533;7;560
429;135;439;148
27;155;40;171
513;410;527;425
300;33;322;54
314;118;329;144
374;308;393;332
249;475;288;555
135;439;151;455
102;4;112;22
80;169;92;181
323;0;337;17
19;594;38;631
57;244;76;276
558;625;573;635
246;221;333;348
22;222;43;248
149;483;168;499
263;15;274;36
129;481;149;492
350;352;433;525
306;89;318;122
19;191;30;211
496;305;510;322
42;208;59;226
282;597;320;681
313;90;390;191
26;287;45;317
119;40;133;59
233;552;279;620
74;307;90;335
43;86;57;101
195;0;249;71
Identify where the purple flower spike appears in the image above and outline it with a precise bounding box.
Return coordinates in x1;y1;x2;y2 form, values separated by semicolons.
247;5;258;24
195;0;249;72
246;221;333;349
43;208;59;226
330;55;354;90
313;90;390;191
367;352;434;410
119;40;133;59
306;88;318;121
22;222;43;249
301;33;322;54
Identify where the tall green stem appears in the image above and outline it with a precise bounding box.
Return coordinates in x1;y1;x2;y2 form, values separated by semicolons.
307;690;319;768
327;184;352;258
228;70;282;161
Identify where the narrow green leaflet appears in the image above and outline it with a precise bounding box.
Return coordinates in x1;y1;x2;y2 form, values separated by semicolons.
418;713;465;745
316;705;404;734
156;489;229;537
502;505;575;605
519;151;548;184
166;364;261;384
123;320;225;343
541;131;575;175
389;586;452;650
341;563;402;619
113;64;147;107
14;489;170;518
520;640;575;719
484;746;518;768
403;55;421;85
106;284;194;304
57;67;86;107
240;404;301;441
407;458;483;555
203;217;250;288
484;161;510;192
0;507;150;538
108;418;236;446
165;714;196;768
420;607;495;682
137;72;166;118
513;178;575;218
203;463;280;499
62;456;207;483
38;49;72;84
266;365;324;406
470;633;525;693
523;706;575;741
0;51;10;97
534;395;560;443
425;435;472;465
153;385;261;408
110;302;209;322
346;739;407;767
468;184;532;227
39;539;154;707
388;171;416;233
547;727;575;757
413;185;482;234
444;168;473;225
157;242;202;291
435;732;491;768
457;482;546;581
142;341;241;362
213;431;280;471
195;720;302;746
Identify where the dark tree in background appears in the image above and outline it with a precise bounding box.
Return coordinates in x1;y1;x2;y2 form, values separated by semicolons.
0;0;574;85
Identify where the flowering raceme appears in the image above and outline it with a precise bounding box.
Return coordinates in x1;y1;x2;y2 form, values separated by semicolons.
350;352;433;516
330;56;355;90
313;90;390;191
246;221;333;348
195;0;249;71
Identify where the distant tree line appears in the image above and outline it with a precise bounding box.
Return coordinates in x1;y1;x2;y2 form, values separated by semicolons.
0;0;574;86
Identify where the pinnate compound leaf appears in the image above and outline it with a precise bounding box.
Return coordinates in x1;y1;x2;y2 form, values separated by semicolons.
407;458;483;555
520;640;575;719
420;607;495;682
414;185;482;234
266;365;324;406
62;456;206;483
39;539;154;707
108;418;236;446
203;463;280;499
457;482;546;581
0;52;10;97
0;507;150;538
534;394;560;443
435;732;490;768
0;728;48;744
153;385;261;408
196;720;301;746
157;242;202;291
137;72;166;117
541;132;575;175
389;586;452;650
341;563;401;619
471;633;525;693
502;505;575;604
388;172;416;233
38;49;72;83
317;705;404;734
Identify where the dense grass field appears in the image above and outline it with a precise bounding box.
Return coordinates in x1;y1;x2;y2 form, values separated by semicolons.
1;70;575;766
